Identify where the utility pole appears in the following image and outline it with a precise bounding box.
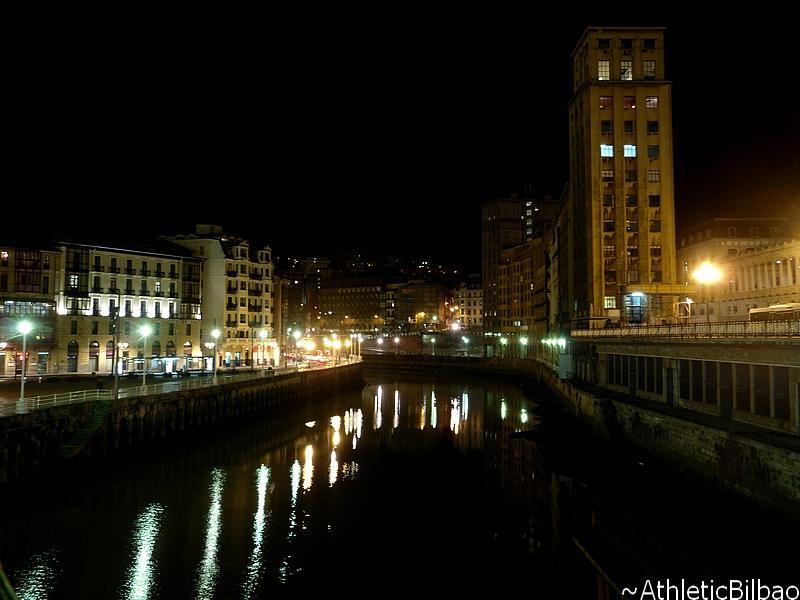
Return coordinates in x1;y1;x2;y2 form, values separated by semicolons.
112;291;121;400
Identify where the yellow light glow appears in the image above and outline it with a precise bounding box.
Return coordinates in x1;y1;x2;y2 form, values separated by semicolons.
692;261;723;285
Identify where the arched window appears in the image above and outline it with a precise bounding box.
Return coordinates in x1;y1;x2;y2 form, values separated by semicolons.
183;341;192;356
166;340;176;356
105;340;115;359
152;340;161;356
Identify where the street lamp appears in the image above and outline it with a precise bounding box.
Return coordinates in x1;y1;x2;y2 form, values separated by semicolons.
461;335;470;357
692;261;723;325
499;337;508;358
260;329;267;368
18;320;33;402
211;328;220;379
430;336;436;357
139;323;152;386
393;336;400;355
520;337;528;359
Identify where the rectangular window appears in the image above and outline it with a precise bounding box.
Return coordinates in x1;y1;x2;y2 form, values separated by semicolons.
643;39;656;49
239;314;246;323
728;227;737;237
647;144;660;158
169;323;174;336
648;195;661;207
650;220;662;232
605;270;616;283
70;320;78;335
620;39;633;50
602;194;615;206
92;320;99;335
643;60;656;79
600;96;612;109
651;270;663;282
601;169;614;181
623;96;636;109
627;270;640;283
598;38;611;49
600;120;613;134
647;121;659;134
626;195;638;206
603;221;615;232
627;247;639;257
604;296;617;309
625;170;637;182
598;60;610;80
751;227;759;237
646;96;659;109
604;245;616;258
140;301;147;317
624;144;637;157
620;60;632;80
186;323;192;336
600;144;614;157
650;245;662;257
624;120;635;134
626;221;639;232
647;170;660;182
42;276;49;294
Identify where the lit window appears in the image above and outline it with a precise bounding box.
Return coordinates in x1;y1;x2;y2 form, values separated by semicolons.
621;60;632;80
604;296;617;309
647;170;660;182
624;144;637;157
644;60;656;80
601;169;614;181
600;96;612;109
646;96;659;108
623;96;636;109
598;60;610;80
600;144;614;157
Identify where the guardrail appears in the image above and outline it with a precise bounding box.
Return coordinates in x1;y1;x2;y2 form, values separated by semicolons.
1;359;361;418
570;319;800;339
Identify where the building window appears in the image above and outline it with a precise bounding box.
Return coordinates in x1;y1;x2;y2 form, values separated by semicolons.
169;323;174;336
643;39;656;49
603;221;615;232
600;144;614;157
605;271;616;283
643;60;656;80
650;220;662;232
623;96;636;109
626;195;638;206
600;96;612;109
648;195;661;207
69;274;79;289
598;38;611;49
239;314;247;323
751;227;759;237
92;320;99;335
620;38;633;50
42;276;49;294
601;169;614;181
598;60;610;80
646;96;659;109
627;247;639;257
728;227;737;237
601;120;613;134
604;296;617;309
625;170;637;182
647;144;660;158
124;321;131;335
647;121;659;134
624;120;635;134
70;320;78;335
627;270;640;283
186;323;192;336
647;170;660;182
650;245;662;257
651;271;663;282
626;221;639;232
140;301;147;317
624;144;637;157
602;194;615;206
770;226;779;237
604;245;616;258
728;248;738;257
620;60;633;80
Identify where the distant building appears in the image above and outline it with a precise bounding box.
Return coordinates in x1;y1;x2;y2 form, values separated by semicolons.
567;27;680;325
319;276;383;332
454;282;483;330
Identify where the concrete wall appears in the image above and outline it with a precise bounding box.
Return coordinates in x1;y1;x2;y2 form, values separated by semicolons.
0;364;362;484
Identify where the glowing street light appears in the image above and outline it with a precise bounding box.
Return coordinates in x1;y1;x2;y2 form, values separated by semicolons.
394;336;400;355
260;329;267;368
692;261;723;325
18;320;33;402
499;337;508;359
461;335;470;357
520;337;528;359
139;323;152;386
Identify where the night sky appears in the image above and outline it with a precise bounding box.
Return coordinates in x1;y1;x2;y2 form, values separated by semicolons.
7;14;798;272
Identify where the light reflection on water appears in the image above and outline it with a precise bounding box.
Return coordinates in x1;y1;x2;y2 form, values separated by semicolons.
195;469;225;600
125;504;164;600
242;465;270;600
14;550;59;600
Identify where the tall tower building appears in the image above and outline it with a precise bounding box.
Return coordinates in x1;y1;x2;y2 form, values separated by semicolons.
568;27;679;325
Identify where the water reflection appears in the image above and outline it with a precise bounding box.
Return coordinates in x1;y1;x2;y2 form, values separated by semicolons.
13;550;59;600
302;445;314;492
329;450;339;487
242;465;270;600
125;504;164;600
195;469;225;600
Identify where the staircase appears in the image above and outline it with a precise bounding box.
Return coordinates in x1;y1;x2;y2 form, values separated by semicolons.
55;399;113;459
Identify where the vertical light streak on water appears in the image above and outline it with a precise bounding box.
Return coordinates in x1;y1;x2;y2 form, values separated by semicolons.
13;550;59;600
421;394;427;430
450;398;460;434
501;398;508;420
329;450;339;487
280;460;302;582
431;389;437;428
124;503;165;600
195;469;225;600
302;444;314;492
393;389;400;429
242;465;270;600
462;391;469;421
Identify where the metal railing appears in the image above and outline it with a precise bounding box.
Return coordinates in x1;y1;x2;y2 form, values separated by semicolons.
570;319;800;339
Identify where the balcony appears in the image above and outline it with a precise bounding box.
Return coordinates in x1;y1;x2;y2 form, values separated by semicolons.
227;270;240;278
109;266;121;274
226;302;237;310
154;291;164;297
168;271;178;279
91;286;103;293
92;265;105;272
125;288;135;295
249;272;263;280
141;269;151;276
155;270;165;278
225;320;237;328
108;287;120;294
154;311;162;319
125;268;136;275
139;290;150;296
227;286;238;294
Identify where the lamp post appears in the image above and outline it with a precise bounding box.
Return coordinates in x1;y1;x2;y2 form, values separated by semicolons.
259;329;267;368
430;336;435;357
394;336;400;355
692;261;723;326
462;336;470;357
18;320;33;402
345;338;351;361
211;328;220;380
520;337;528;359
500;337;507;358
139;323;152;387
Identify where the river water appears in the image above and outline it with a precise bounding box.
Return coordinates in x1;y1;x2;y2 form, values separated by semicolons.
0;374;797;598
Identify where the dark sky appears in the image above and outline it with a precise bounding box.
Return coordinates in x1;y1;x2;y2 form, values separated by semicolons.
7;13;799;272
